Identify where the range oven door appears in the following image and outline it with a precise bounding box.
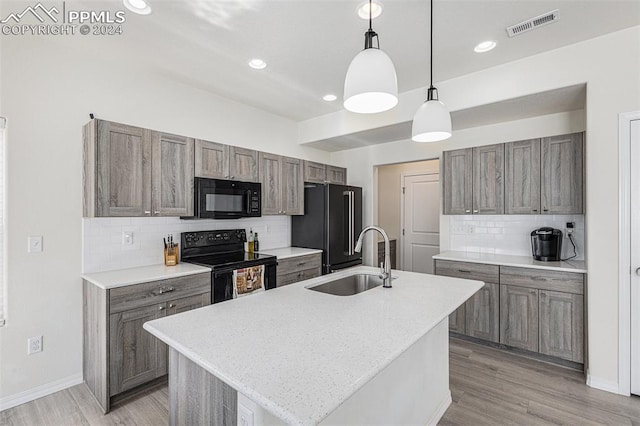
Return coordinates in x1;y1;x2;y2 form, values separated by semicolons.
211;262;277;304
194;178;261;219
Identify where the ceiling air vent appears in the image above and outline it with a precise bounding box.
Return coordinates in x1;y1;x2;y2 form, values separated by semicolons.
506;9;559;37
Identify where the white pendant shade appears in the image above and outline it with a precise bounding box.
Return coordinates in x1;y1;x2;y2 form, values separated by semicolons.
343;48;398;114
411;99;452;142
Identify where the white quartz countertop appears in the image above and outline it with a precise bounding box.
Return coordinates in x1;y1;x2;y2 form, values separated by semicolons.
256;246;322;259
143;266;482;426
82;263;212;289
433;251;587;273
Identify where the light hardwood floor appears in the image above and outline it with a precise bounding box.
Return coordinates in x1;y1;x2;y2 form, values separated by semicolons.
2;338;639;425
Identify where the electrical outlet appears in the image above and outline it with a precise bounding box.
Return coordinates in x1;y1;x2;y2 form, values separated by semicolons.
28;236;43;253
566;222;575;237
28;336;43;354
265;225;271;234
238;404;254;426
122;231;134;245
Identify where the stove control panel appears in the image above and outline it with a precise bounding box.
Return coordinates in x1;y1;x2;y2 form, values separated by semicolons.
182;229;247;248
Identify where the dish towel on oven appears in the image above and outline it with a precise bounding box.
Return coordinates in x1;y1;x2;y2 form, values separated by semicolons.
233;265;265;298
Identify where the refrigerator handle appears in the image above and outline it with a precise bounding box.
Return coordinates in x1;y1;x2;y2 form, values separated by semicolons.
344;190;355;255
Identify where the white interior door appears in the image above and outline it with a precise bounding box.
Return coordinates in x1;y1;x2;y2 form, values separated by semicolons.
631;117;640;396
402;174;440;274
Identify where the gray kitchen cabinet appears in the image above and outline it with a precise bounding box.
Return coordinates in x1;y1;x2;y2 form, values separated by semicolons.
505;139;541;214
443;148;473;215
229;146;260;183
276;253;322;287
473;144;505;214
83;273;210;413
326;165;347;184
303;160;327;183
84;120;194;218
541;133;583;214
434;260;499;338
194;139;229;179
151;131;194;217
259;153;304;215
539;290;584;363
86;120;152;217
499;285;539;352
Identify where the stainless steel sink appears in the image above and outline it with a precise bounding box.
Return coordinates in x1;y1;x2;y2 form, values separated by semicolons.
307;274;383;296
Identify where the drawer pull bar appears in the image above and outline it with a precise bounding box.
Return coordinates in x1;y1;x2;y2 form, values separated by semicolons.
155;286;176;295
531;277;547;282
296;262;307;266
457;269;472;273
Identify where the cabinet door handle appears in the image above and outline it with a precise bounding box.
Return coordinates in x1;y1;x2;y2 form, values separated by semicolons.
144;211;151;215
543;208;549;212
230;176;234;179
473;210;479;213
532;209;538;212
154;211;160;215
169;303;176;308
158;305;165;311
540;292;546;298
530;290;537;295
465;210;471;213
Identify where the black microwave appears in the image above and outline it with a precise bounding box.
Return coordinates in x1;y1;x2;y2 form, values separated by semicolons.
192;178;261;219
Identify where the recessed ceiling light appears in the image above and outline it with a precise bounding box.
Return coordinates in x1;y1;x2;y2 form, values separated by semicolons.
248;58;267;70
123;0;152;15
474;40;497;53
357;1;382;20
323;94;337;102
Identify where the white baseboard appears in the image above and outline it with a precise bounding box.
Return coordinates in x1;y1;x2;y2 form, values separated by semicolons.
427;391;453;426
0;373;83;412
586;374;624;395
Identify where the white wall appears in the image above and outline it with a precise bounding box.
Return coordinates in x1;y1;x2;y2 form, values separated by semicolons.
83;216;291;273
0;34;329;402
329;26;640;391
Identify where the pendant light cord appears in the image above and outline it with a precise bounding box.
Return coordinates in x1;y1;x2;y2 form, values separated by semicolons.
429;0;433;89
369;0;373;31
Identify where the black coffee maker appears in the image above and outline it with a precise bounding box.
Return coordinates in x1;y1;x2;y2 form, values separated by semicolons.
531;227;563;261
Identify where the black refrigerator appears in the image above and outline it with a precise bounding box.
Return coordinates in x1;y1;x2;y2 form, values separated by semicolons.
292;183;363;274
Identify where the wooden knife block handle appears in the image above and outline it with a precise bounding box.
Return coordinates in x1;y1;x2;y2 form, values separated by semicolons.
164;245;179;266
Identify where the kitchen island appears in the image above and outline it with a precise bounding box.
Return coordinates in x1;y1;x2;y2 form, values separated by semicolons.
143;266;483;425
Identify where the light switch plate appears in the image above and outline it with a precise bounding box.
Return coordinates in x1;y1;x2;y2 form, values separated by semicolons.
238;403;254;426
122;231;134;245
28;236;43;253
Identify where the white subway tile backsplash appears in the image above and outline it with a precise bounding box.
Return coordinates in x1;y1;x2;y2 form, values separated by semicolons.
82;216;292;273
448;215;585;260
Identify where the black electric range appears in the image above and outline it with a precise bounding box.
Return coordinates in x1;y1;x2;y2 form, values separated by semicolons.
181;229;277;303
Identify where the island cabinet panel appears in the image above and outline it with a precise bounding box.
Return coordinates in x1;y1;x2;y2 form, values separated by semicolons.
499;285;539;352
229;146;259;182
465;282;500;343
443;148;473;215
505;139;541;214
472;144;505;214
539;290;584;363
94;120;152;217
276;253;322;287
109;303;168;396
151;131;194;217
303;160;327;183
326;165;347;184
194;139;229;179
83;273;211;413
541;133;583;214
259;154;304;215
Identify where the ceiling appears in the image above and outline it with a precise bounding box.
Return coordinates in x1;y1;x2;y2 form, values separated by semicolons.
303;84;586;151
95;0;638;122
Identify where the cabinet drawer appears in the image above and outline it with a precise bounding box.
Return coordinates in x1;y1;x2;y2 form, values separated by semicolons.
277;254;322;276
277;267;321;287
109;273;211;313
500;266;584;294
434;260;499;283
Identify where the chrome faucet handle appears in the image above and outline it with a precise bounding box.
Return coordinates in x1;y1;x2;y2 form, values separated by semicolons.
379;262;388;278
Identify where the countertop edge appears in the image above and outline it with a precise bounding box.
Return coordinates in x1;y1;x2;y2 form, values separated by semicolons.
256;247;323;260
433;252;587;273
82;265;212;290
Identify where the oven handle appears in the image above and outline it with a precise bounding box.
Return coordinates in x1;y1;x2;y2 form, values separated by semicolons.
213;262;276;278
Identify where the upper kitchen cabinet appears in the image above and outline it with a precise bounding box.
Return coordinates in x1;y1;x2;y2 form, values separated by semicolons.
443;148;473;215
541;133;583;214
195;141;259;183
151;131;194;217
505;139;541;214
83;119;194;218
194;140;229;179
303;161;347;185
259;153;304;215
504;133;583;215
472;144;505;214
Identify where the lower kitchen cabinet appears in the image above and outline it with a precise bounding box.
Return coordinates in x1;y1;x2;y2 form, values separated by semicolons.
435;258;585;365
499;285;539;352
83;273;211;413
276;253;322;287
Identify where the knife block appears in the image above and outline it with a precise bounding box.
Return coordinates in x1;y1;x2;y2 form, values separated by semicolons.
164;245;179;266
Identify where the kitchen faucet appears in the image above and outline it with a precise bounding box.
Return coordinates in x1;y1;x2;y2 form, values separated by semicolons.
354;226;392;288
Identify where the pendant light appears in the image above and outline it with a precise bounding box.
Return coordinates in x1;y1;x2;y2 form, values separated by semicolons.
343;0;398;114
411;0;451;142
